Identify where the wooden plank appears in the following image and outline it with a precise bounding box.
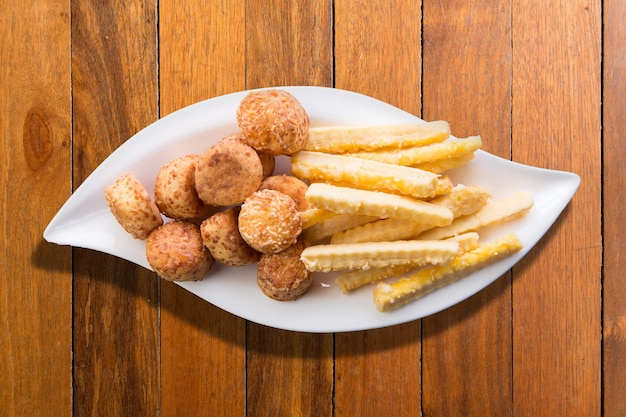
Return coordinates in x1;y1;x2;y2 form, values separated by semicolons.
421;1;513;415
0;1;72;415
245;0;333;87
333;2;422;416
334;0;422;115
72;260;159;416
511;1;601;415
334;324;420;416
70;0;160;415
242;2;334;416
159;0;246;114
160;282;246;416
602;0;626;415
246;327;333;417
158;1;247;416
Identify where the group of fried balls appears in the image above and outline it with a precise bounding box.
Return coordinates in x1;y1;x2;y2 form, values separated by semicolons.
104;89;315;301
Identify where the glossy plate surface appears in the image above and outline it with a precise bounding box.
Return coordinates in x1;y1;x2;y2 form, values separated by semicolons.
44;86;580;333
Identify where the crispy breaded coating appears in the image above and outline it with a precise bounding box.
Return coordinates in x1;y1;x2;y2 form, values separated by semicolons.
104;173;163;239
259;174;310;211
220;133;275;178
257;241;314;301
200;207;260;267
154;154;211;220
145;220;214;282
236;89;309;156
194;139;263;207
238;189;302;254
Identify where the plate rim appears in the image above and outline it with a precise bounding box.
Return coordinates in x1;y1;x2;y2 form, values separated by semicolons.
43;85;581;333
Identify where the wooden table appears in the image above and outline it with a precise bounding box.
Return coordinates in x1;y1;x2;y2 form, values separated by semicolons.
2;0;623;415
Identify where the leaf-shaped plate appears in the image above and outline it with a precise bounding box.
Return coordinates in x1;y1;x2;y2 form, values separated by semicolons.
44;86;580;333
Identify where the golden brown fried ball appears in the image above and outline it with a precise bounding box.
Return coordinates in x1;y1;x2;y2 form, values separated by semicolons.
200;206;260;267
194;139;263;207
104;173;163;239
258;174;309;212
236;89;309;156
145;220;213;282
258;151;276;178
257;241;314;301
154;154;211;220
238;189;302;254
220;133;275;178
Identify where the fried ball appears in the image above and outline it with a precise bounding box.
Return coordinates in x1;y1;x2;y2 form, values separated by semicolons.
200;206;260;267
220;133;245;144
258;174;309;212
194;139;263;207
145;220;213;282
104;173;163;239
258;151;276;178
257;241;314;301
220;133;275;178
154;154;211;220
236;89;309;156
238;189;302;254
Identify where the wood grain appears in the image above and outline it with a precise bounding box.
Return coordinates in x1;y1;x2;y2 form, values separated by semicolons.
159;0;246;115
158;1;247;415
245;0;332;88
246;327;333;417
3;0;622;415
333;2;423;416
160;283;246;417
421;1;513;415
511;1;602;415
0;1;72;415
334;0;422;115
602;0;626;415
335;324;421;416
243;2;334;416
71;0;160;415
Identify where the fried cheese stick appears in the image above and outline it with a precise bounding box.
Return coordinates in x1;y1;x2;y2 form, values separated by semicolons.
291;151;439;199
331;184;491;244
305;183;453;225
348;136;483;166
300;239;460;273
416;190;534;241
304;121;450;153
373;232;523;312
334;232;481;292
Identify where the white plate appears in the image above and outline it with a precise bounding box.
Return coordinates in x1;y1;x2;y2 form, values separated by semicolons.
44;86;580;333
